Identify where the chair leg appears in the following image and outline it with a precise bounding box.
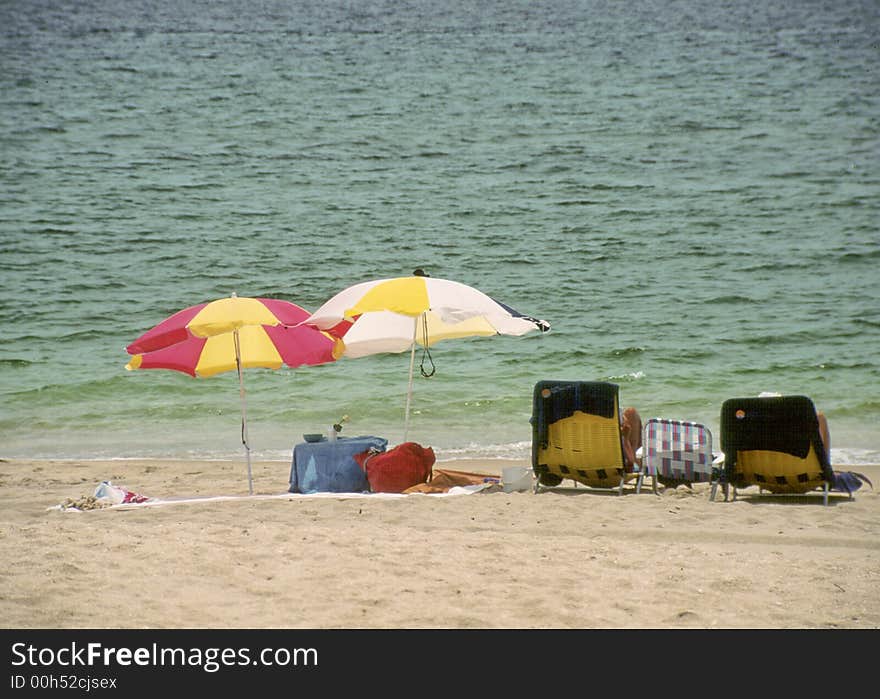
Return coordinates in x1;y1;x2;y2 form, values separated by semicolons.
711;478;729;502
823;481;829;506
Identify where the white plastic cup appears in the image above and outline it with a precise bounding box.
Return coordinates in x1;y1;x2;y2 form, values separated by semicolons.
327;426;337;442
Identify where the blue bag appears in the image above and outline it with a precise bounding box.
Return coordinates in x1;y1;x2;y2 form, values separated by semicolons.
289;436;388;493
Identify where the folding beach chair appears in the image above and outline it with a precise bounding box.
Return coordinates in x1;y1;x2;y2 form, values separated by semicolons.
531;380;639;494
635;418;720;495
718;395;835;505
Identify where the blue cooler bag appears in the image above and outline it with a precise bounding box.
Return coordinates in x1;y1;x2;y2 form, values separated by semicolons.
289;436;388;493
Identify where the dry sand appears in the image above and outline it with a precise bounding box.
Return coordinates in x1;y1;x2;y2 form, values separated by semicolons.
1;456;878;629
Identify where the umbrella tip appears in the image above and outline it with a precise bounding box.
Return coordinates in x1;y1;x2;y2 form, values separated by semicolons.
413;268;430;277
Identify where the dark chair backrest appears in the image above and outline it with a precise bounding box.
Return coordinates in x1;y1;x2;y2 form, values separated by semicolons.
720;395;833;485
531;380;618;449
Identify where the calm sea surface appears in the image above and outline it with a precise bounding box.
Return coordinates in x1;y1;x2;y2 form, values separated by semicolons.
2;0;878;466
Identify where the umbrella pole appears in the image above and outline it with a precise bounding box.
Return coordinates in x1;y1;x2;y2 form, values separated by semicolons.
403;318;419;443
234;329;254;495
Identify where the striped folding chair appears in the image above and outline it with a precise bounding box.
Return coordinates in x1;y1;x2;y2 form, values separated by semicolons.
636;418;719;495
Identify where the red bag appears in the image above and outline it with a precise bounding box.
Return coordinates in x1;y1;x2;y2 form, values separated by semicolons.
354;442;436;493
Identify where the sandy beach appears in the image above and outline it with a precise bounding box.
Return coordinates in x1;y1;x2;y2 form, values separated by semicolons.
1;455;878;629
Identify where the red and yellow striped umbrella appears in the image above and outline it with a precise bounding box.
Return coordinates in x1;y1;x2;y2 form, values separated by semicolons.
125;295;343;493
126;296;341;377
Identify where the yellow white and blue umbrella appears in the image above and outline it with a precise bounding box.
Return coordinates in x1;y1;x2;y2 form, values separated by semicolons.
303;275;550;439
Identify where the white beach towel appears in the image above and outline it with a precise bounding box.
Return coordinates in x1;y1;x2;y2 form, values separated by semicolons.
50;482;494;512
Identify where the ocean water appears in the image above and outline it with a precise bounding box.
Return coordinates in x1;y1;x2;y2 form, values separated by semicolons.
1;0;878;467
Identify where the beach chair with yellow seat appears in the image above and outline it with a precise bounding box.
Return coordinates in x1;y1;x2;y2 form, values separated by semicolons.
717;394;835;505
531;380;639;494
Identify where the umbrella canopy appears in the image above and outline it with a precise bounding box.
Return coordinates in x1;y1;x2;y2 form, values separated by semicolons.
126;320;339;377
305;275;549;358
125;295;342;493
303;275;550;439
127;295;316;356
